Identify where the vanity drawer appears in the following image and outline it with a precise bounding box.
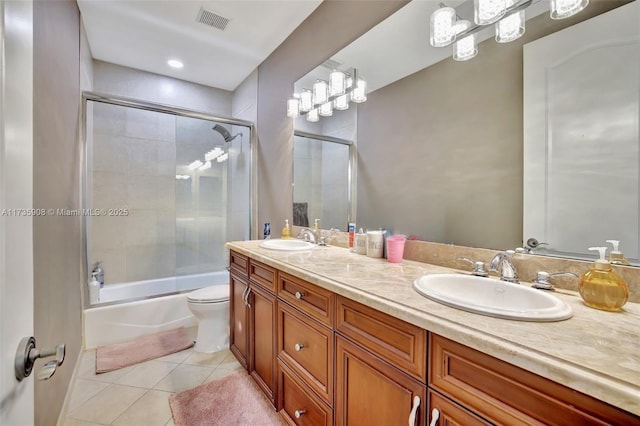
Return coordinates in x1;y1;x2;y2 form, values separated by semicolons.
335;296;426;382
278;272;334;327
229;250;248;276
429;333;639;425
278;359;333;426
278;301;334;404
427;389;491;426
249;259;277;293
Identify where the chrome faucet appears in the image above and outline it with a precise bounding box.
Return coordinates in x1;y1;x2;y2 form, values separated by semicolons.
532;271;578;291
490;250;518;283
297;228;318;244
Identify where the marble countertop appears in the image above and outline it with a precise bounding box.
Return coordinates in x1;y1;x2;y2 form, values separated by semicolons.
226;240;640;416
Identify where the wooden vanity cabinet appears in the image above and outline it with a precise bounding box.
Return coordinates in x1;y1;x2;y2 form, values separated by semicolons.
428;333;640;426
229;271;249;370
248;283;277;405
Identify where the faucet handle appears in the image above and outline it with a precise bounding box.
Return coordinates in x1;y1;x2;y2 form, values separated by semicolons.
457;257;489;277
532;271;579;290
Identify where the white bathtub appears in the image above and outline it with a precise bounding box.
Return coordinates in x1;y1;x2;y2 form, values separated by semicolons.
83;271;228;349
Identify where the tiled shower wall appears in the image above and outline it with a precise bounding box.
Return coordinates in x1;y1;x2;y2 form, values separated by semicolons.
88;61;246;284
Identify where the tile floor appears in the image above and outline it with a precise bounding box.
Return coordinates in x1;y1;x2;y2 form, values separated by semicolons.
61;347;242;426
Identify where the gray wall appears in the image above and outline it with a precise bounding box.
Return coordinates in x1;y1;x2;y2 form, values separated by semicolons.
256;0;409;235
356;1;627;250
33;1;82;424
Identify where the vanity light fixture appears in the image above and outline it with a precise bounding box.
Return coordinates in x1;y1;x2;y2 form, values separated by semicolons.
286;69;367;121
430;0;589;60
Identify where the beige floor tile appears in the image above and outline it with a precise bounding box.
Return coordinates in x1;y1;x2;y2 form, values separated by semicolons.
115;360;177;389
60;417;105;426
203;367;235;384
67;379;110;412
112;390;173;426
165;418;175;426
181;349;228;367
152;364;215;393
68;384;145;424
216;351;242;371
155;347;193;363
78;361;135;384
76;350;97;377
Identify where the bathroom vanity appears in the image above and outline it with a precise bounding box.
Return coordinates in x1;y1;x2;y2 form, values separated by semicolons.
226;241;639;425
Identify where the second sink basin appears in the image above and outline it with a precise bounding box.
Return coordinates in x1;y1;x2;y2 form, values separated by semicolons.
413;274;572;322
259;239;315;251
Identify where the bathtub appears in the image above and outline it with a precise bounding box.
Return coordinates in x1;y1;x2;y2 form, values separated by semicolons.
83;271;228;349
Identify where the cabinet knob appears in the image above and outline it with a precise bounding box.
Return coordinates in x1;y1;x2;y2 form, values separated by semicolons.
294;291;305;299
294;343;304;352
294;409;306;419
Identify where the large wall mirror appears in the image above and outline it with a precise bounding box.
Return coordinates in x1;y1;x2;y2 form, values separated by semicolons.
295;0;639;265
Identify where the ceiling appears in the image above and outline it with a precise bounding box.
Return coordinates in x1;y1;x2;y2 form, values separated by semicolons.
77;0;323;91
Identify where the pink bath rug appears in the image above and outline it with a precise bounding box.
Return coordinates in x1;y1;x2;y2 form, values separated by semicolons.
169;370;283;426
95;327;194;373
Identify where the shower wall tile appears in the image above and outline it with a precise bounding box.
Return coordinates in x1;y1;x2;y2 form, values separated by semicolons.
92;133;126;174
157;210;176;246
156;177;176;210
126;175;159;210
127;72;160;103
157;140;176;176
126;137;158;176
92;61;128;95
92;172;127;210
93;102;126;136
126;108;160;140
157;114;176;143
126;210;158;246
156;244;176;278
90;216;126;251
125;245;159;282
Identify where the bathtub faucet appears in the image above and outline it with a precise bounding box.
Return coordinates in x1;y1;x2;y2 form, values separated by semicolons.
92;262;104;288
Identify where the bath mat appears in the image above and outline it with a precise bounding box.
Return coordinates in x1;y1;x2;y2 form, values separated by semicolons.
96;327;194;373
169;370;283;426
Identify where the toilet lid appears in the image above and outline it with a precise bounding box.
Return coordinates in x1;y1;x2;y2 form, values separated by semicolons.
187;285;229;303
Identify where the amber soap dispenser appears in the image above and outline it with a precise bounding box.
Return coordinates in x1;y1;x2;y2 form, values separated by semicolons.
578;247;629;311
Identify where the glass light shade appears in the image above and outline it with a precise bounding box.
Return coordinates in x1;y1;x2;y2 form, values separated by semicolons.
334;94;349;110
495;10;525;43
286;98;300;118
306;108;319;122
319;102;333;117
329;70;346;97
474;0;506;25
430;7;456;47
453;27;477;62
350;78;367;103
312;80;329;105
300;90;313;112
550;0;588;19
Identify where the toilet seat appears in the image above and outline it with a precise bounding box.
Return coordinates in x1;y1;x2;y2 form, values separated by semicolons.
187;285;229;304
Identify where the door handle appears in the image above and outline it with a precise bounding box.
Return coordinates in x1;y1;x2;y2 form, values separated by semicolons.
15;336;65;381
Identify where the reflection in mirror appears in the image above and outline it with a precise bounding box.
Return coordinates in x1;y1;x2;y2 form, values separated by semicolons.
293;131;353;231
307;0;637;264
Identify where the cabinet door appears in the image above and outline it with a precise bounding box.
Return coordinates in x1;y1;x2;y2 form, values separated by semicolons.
229;273;249;370
249;284;277;405
335;336;425;426
427;389;491;426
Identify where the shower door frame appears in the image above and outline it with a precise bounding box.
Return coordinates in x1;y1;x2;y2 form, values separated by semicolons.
80;91;257;307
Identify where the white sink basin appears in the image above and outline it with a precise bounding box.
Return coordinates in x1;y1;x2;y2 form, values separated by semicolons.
413;274;572;322
259;239;315;251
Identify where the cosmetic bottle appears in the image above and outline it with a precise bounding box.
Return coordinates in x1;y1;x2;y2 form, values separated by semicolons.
281;219;292;239
606;240;630;266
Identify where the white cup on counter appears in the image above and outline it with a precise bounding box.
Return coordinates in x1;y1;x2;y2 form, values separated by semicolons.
366;230;385;258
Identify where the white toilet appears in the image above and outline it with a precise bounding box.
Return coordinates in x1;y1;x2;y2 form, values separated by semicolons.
187;285;230;353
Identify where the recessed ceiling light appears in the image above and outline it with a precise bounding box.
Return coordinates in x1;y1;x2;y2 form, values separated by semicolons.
167;59;183;69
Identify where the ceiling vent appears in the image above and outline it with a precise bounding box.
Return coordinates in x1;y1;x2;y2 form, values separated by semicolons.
321;59;343;71
196;7;230;31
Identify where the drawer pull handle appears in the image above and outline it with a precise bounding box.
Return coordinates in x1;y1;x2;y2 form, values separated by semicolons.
294;343;304;351
294;409;306;419
428;408;439;426
294;291;305;299
408;395;421;426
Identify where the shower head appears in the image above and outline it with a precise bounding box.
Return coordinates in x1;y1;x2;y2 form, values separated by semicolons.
212;124;240;143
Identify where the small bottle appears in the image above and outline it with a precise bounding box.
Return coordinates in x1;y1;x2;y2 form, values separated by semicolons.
263;222;271;240
606;240;630;266
348;222;356;250
281;219;292;239
88;272;101;304
93;261;104;288
578;247;629;312
313;218;320;232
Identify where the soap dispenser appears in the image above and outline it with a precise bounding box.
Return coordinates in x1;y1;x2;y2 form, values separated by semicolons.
606;240;630;266
281;219;292;239
313;218;320;233
88;272;101;304
578;247;629;311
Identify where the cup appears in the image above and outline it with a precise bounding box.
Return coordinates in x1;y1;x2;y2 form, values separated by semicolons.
386;235;406;263
355;233;367;254
366;230;385;258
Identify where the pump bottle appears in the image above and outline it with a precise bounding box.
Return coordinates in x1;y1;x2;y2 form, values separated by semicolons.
606;240;630;266
578;247;628;311
281;219;292;239
88;272;101;304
